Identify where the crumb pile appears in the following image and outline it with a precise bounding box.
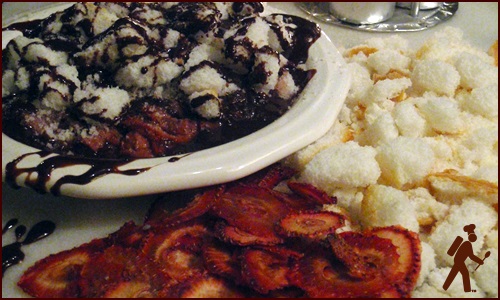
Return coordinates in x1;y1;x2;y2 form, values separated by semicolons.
2;2;320;158
284;27;498;297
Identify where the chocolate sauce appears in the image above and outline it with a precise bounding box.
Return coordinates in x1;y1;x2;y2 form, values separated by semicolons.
2;219;19;235
2;219;56;277
6;151;150;196
3;19;44;38
167;153;192;163
265;14;322;65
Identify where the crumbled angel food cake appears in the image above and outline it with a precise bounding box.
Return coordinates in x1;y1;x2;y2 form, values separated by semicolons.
2;2;320;158
283;27;498;298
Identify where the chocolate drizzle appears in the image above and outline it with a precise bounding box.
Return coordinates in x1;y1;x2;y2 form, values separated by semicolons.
5;151;151;196
2;219;56;277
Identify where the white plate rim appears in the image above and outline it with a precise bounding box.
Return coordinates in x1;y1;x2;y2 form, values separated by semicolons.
2;3;351;199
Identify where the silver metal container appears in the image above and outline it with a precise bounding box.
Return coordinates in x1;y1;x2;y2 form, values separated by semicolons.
329;2;396;25
397;2;443;10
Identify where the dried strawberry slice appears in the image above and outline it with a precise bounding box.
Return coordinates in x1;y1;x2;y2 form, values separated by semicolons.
288;181;337;205
236;164;296;189
240;247;291;294
273;191;320;211
121;105;199;156
102;281;154;298
288;252;339;297
17;246;96;298
170;274;246;298
289;252;394;298
78;245;143;297
254;245;304;260
148;188;219;228
255;164;297;189
80;243;172;297
108;221;147;248
211;185;290;238
145;189;201;226
156;247;206;282
371;226;421;296
202;240;242;282
329;232;399;280
215;221;283;246
277;211;345;239
142;221;210;259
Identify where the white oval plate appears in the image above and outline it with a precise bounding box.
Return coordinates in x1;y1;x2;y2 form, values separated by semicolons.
2;3;351;199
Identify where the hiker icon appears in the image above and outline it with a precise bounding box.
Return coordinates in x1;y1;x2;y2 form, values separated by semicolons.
443;224;487;293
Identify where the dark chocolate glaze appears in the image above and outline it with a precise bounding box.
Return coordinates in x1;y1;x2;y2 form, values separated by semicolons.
2;219;19;235
4;19;45;37
265;14;322;65
2;219;56;277
5;151;150;196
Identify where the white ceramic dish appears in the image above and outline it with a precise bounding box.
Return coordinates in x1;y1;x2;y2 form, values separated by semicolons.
1;3;351;199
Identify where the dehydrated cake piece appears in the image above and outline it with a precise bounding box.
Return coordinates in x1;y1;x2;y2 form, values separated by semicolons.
114;53;183;89
3;36;69;69
73;17;152;70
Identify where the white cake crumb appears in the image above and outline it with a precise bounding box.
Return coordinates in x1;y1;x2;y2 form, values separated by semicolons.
300;141;381;192
74;87;131;120
411;59;460;97
376;137;435;189
360;184;420;232
2;70;16;97
416;95;463;134
459;85;498;120
179;62;239;97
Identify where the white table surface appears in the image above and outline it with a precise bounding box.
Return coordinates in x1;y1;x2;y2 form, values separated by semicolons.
2;2;498;298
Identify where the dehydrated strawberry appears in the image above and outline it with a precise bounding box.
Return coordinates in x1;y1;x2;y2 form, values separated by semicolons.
121;107;199;157
158;188;219;227
254;245;304;260
329;233;374;280
142;222;210;259
155;247;206;282
234;164;295;189
108;221;147;248
288;252;339;297
273;190;321;211
378;287;403;298
329;232;399;280
211;185;289;238
16;164;424;299
240;247;291;294
202;240;242;282
370;226;421;296
288;181;337;205
215;221;283;246
253;164;297;189
102;281;153;298
170;274;246;298
277;211;345;239
145;190;200;226
17;246;95;298
78;245;146;297
289;252;394;298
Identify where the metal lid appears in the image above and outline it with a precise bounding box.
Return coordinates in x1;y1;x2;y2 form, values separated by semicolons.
298;2;458;32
